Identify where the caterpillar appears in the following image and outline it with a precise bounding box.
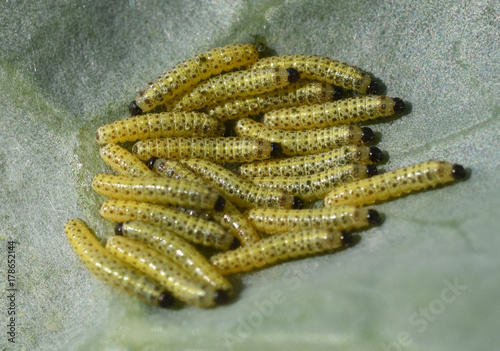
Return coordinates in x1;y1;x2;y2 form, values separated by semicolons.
92;173;225;211
209;229;353;274
64;218;174;308
249;54;378;94
130;43;259;115
95;111;225;145
106;235;226;307
234;118;375;156
99;200;237;250
249;164;377;202
262;95;406;130
132;137;282;162
246;206;380;234
150;158;260;245
206;81;340;121
172;67;300;112
182;158;303;209
99;143;156;177
324;161;467;207
238;146;384;179
116;221;233;293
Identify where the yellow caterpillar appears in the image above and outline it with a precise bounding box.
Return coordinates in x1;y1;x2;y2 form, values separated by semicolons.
246;206;380;234
150;158;260;245
249;164;377;202
324;161;467;207
106;235;225;307
238;146;384;179
206;81;340;121
249;54;378;94
64;218;174;308
210;229;352;274
99;144;156;177
95;112;225;145
130;43;259;115
132;137;281;162
262;95;406;130
92;173;225;211
182;158;303;209
116;221;233;294
99;199;237;250
234;118;375;156
172;67;300;112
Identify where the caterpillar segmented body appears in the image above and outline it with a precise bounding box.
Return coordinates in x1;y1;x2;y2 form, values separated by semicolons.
93;172;222;209
99;144;156;177
151;158;260;245
249;54;377;94
262;95;406;130
91;173;224;211
106;235;224;308
99;200;236;250
324;161;467;207
238;146;384;179
132;137;277;162
182;158;302;209
206;81;337;121
249;164;376;202
209;229;352;274
130;44;259;115
246;206;380;234
95;112;225;145
117;221;233;293
64;219;174;308
234;118;374;156
172;67;300;112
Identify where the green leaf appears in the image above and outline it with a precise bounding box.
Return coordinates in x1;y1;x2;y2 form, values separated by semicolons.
1;1;498;350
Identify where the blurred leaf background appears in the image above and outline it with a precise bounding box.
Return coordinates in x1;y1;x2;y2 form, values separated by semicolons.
0;1;499;350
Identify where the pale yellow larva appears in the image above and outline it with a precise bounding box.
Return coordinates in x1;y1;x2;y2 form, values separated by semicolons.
172;67;300;112
116;221;233;294
106;235;225;307
130;43;259;115
249;164;376;202
132;137;281;162
324;161;467;207
99;200;237;250
210;229;353;274
182;158;303;209
150;158;260;245
206;81;339;121
95;111;225;145
249;54;378;94
262;95;406;130
64;218;174;308
91;173;225;211
246;206;380;234
234;118;375;156
238;146;384;179
99;144;156;177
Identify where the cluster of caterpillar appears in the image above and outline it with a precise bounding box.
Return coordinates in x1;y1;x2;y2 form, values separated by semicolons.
66;43;467;309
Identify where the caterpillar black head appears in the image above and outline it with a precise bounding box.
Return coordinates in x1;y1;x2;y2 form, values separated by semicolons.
158;291;175;308
452;164;466;180
366;81;380;94
146;157;159;170
270;143;283;158
393;98;406;113
361;127;376;144
129;100;143;116
286;68;300;83
369;147;384;163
